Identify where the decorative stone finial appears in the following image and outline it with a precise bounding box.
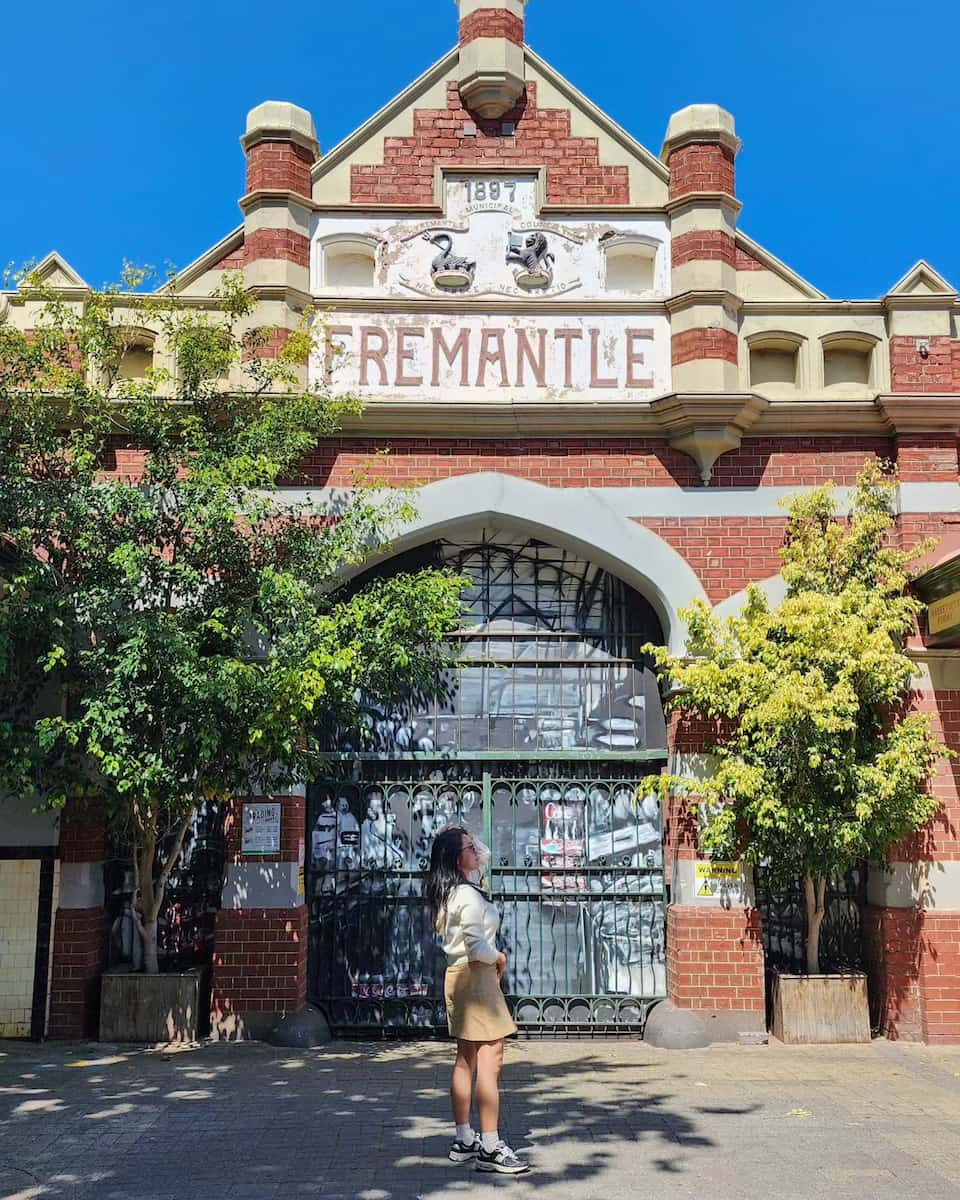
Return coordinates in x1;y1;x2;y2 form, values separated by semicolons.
456;1;528;119
661;104;740;162
242;101;319;157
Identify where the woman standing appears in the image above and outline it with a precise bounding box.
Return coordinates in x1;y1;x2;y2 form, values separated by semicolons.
427;827;530;1175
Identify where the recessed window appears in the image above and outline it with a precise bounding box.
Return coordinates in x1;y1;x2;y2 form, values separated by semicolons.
822;336;874;393
603;239;657;294
323;240;377;289
117;334;154;380
748;335;802;392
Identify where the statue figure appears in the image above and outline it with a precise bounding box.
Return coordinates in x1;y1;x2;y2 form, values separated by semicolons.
506;231;555;284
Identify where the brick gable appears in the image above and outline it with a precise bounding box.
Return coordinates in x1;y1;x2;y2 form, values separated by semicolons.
350;81;630;207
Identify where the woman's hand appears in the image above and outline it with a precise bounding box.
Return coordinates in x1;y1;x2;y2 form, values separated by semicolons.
496;952;507;980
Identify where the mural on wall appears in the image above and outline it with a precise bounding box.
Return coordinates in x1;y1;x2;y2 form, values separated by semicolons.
307;775;665;1020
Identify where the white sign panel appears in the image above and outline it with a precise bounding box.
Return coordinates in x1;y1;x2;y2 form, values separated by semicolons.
317;312;669;402
242;802;282;855
310;172;671;401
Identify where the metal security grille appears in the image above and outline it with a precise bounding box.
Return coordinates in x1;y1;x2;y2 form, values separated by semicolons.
306;763;666;1036
755;864;867;977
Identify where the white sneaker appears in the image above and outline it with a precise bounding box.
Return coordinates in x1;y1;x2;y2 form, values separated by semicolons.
448;1136;481;1163
475;1141;530;1174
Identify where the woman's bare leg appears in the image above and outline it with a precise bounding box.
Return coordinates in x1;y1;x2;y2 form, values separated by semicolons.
475;1039;504;1137
451;1039;478;1126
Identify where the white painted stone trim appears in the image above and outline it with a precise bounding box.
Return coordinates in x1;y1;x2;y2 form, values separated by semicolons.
337;473;708;654
868;861;960;910
273;482;960;520
221;862;303;911
58;862;105;909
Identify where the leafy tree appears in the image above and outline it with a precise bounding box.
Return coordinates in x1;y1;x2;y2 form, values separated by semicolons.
643;462;949;974
0;266;463;973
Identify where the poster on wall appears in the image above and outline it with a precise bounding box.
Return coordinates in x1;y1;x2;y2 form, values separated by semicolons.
241;802;281;855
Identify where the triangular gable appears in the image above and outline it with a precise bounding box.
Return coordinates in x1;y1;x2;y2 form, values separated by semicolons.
313;45;670;207
734;231;826;300
161;226;246;295
887;259;957;298
31;251;88;290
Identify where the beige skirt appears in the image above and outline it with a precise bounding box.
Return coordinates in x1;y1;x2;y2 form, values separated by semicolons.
444;962;518;1042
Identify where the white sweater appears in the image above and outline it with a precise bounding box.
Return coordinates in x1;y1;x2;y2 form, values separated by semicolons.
440;883;501;967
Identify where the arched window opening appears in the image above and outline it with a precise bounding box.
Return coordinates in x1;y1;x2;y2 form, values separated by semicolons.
331;532;667;757
322;239;377;289
603;238;657;294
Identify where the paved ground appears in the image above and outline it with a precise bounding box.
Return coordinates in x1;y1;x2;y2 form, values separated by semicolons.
3;1036;960;1200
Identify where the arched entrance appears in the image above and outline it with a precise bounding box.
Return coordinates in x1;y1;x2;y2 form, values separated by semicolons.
307;526;672;1035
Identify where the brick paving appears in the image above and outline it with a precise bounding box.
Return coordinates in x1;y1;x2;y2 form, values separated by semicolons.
2;1036;960;1200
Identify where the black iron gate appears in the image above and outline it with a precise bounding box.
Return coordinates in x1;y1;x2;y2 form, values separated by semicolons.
306;761;666;1036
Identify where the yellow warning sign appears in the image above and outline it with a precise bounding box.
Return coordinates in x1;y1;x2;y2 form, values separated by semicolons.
695;860;740;880
297;867;305;898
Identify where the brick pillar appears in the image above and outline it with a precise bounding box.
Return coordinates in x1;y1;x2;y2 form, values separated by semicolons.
456;0;527;118
47;802;108;1039
865;670;960;1043
662;104;742;396
211;790;308;1039
883;267;959;395
239;101;319;379
661;713;766;1040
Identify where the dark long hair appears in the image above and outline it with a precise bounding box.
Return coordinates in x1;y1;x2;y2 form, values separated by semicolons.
427;826;472;928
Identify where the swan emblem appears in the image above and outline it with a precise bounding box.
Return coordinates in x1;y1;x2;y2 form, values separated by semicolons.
423;232;476;288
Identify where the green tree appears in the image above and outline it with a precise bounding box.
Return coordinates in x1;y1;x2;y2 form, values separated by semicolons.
643;462;949;974
0;266;463;973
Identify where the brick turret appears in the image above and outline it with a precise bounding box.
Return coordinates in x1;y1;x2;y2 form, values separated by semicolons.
456;0;527;118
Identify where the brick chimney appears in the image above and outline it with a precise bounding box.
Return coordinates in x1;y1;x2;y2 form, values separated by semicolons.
456;0;527;118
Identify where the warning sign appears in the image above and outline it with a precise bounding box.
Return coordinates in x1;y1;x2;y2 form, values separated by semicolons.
297;867;305;898
694;860;740;897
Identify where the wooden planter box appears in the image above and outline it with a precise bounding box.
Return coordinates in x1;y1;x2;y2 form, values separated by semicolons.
99;967;208;1044
771;969;870;1044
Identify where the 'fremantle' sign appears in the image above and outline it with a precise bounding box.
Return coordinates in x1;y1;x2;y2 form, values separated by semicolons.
314;312;670;400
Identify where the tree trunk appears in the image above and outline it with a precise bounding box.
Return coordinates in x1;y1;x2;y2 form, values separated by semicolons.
804;873;827;975
142;917;160;976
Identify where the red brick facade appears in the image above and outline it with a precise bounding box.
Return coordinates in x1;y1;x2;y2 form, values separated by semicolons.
890;335;960;393
48;801;108;1039
246;141;314;196
47;907;108;1039
293;436;898;490
459;9;524;45
667;906;766;1013
244;228;310;268
668;143;736;200
735;244;767;271
671;327;738;366
672;230;736;268
212;908;309;1019
350;82;630;207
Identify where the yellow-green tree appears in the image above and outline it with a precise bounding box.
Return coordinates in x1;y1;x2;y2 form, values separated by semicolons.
644;463;948;974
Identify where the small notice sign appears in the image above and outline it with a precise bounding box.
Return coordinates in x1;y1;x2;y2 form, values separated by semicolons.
297;867;305;898
694;860;740;897
242;802;282;855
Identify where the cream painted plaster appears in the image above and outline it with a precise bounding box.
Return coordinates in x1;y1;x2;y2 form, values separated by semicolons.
885;306;953;338
868;860;960;910
458;0;526;17
740;312;890;395
737;268;815;302
0;860;40;1038
244;200;312;239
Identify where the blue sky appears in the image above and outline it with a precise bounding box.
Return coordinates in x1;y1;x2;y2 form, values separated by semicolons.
4;0;957;299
